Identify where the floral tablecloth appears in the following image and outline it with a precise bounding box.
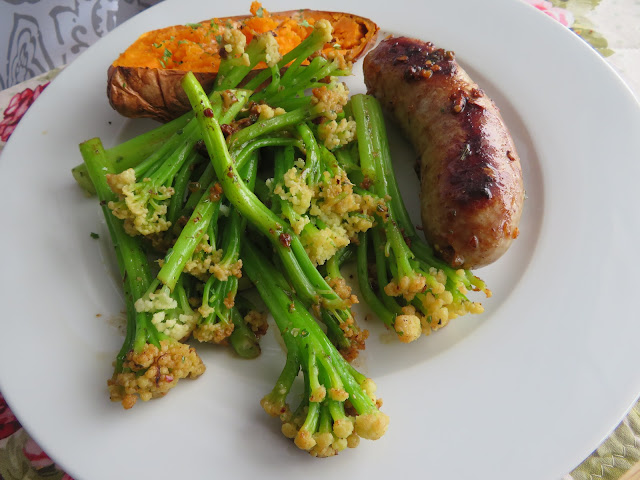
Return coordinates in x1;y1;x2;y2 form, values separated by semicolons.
0;1;639;479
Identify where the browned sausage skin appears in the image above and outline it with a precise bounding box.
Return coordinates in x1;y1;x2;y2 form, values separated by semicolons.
363;36;524;269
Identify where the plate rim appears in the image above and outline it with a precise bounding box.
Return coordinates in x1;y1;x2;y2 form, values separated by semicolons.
1;0;640;479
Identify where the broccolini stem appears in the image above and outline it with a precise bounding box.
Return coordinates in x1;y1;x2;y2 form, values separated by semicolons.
180;163;216;215
227;108;310;153
214;34;276;91
184;137;299;218
194;151;258;349
241;241;380;416
80;138;152;296
228;307;261;359
133;115;201;179
110;112;194;168
244;19;335;92
183;72;363;357
182;73;321;303
156;180;222;290
370;229;404;314
250;56;327;104
352;93;489;296
261;328;301;416
139;89;251;183
296;123;322;185
144;134;197;186
79;138;167;366
356;233;396;329
323;246;352;281
71;112;193;195
217;151;258;267
351;94;412;230
252;56;344;106
167;150;201;225
234;136;303;169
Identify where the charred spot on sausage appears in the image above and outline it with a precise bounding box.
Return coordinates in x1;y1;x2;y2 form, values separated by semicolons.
389;37;457;82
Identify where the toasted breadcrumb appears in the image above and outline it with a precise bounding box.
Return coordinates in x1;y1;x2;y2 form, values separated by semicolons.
274;167;314;214
183;237;223;281
256;32;282;67
107;168;173;236
311;80;350;120
309;385;327;402
255;104;286;120
193;321;235;343
394;306;422;343
384;274;428;301
355;411;390;440
317;117;357;150
108;340;205;409
211;259;243;281
244;309;268;336
327;276;358;308
275;166;385;265
223;27;247;56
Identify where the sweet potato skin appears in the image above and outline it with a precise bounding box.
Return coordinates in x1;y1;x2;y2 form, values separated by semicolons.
107;9;379;122
108;68;217;122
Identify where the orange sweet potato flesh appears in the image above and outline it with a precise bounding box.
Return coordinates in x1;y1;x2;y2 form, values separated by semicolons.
108;3;379;122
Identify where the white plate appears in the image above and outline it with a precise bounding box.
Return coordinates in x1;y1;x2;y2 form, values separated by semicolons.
1;0;639;479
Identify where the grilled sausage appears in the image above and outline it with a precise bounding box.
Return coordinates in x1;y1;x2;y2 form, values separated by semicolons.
363;36;524;269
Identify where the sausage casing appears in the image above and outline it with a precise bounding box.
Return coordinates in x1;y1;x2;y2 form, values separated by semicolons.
363;36;524;269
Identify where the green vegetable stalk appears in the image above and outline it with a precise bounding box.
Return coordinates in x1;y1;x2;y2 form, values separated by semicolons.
80;137;205;410
350;93;490;343
242;240;389;457
182;71;368;360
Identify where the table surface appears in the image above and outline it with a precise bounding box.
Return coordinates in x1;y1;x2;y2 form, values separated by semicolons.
0;1;639;479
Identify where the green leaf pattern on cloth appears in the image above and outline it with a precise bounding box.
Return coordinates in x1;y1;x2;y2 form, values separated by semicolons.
567;408;640;480
550;0;615;55
0;431;64;480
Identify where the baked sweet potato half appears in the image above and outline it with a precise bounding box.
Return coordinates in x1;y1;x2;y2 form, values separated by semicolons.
108;3;379;122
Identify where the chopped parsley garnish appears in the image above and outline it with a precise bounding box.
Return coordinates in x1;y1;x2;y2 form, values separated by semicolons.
90;232;100;239
159;48;173;68
298;19;312;28
256;6;264;17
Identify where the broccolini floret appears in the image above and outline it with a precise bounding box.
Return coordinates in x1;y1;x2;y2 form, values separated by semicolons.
193;155;258;346
349;94;490;342
73;9;505;462
135;277;199;341
80;138;206;409
242;240;389;456
183;67;371;361
77;18;366;413
107;167;175;236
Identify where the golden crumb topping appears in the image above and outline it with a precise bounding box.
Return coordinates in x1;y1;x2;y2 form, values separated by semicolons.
108;340;205;409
